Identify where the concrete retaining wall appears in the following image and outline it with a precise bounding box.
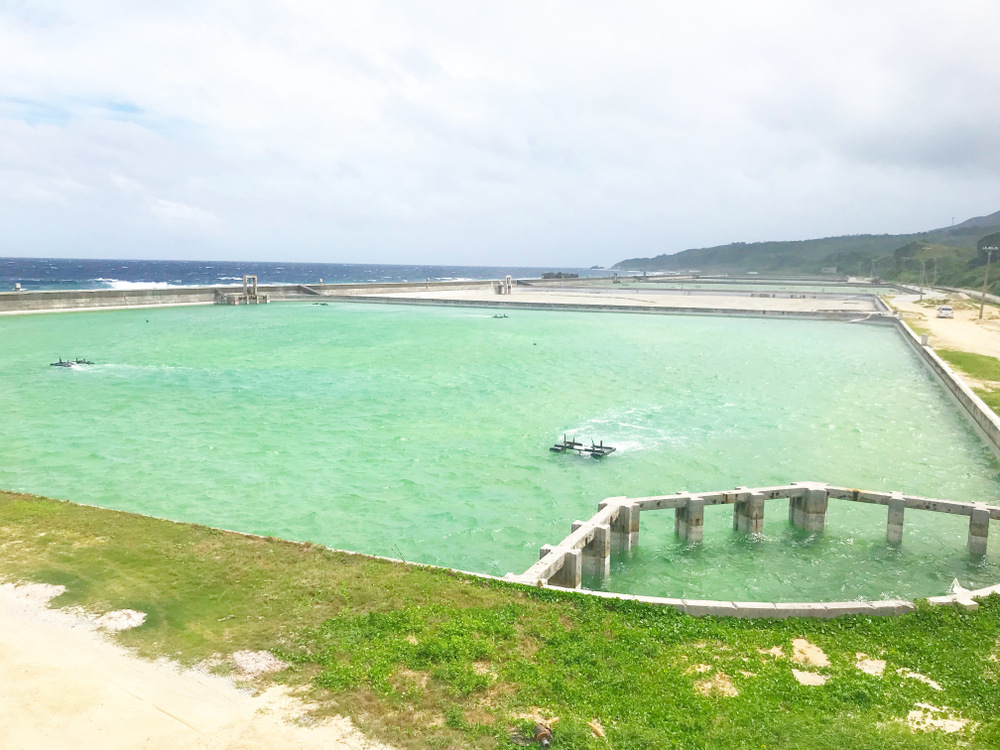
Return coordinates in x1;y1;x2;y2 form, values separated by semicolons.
894;318;1000;454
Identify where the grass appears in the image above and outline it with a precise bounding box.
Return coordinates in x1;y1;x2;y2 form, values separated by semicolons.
3;491;1000;748
937;350;1000;384
975;389;1000;416
936;350;1000;417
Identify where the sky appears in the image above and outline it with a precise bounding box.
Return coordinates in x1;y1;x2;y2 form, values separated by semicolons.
1;1;999;267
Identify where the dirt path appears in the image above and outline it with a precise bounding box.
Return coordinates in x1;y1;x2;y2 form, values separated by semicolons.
889;291;1000;359
0;583;393;750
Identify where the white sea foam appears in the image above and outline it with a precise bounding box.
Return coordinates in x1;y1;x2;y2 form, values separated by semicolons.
93;278;183;290
562;406;689;453
79;364;196;376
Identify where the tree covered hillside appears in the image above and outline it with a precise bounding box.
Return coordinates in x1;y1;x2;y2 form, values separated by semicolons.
614;210;1000;290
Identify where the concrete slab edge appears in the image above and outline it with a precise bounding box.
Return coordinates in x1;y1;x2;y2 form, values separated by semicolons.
542;587;919;618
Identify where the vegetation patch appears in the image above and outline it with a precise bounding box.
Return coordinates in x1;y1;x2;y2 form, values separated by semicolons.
936;350;1000;417
938;350;1000;384
3;490;1000;749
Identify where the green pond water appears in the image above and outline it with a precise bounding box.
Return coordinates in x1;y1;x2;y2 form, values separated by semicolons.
1;302;998;601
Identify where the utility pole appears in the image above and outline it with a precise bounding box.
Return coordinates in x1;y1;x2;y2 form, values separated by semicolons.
979;246;998;320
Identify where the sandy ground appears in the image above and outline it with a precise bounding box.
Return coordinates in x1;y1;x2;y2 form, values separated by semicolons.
0;583;394;750
358;286;881;314
890;291;1000;359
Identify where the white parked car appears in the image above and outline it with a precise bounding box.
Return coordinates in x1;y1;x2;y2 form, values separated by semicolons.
937;306;954;318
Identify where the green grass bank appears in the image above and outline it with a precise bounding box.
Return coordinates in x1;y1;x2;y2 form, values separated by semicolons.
938;349;1000;416
3;490;1000;749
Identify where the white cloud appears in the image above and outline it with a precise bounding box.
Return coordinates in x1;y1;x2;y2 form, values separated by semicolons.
1;0;998;264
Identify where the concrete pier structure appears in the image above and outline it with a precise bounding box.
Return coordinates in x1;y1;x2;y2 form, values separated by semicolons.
539;545;582;588
512;481;1000;596
601;497;639;552
789;482;828;532
573;521;611;578
969;505;991;557
887;492;905;545
674;494;704;543
734;491;766;534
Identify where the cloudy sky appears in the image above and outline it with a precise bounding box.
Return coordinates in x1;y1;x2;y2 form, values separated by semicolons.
2;1;998;266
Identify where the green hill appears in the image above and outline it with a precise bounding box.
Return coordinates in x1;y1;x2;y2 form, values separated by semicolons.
613;210;1000;290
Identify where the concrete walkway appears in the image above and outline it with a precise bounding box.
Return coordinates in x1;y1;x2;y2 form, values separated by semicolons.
357;286;882;315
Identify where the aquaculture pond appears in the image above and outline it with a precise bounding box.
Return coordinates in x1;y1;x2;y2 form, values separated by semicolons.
1;302;997;601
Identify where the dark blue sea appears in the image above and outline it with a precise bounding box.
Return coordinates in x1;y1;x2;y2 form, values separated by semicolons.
1;258;609;292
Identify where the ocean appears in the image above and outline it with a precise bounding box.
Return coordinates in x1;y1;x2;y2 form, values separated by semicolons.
0;257;607;292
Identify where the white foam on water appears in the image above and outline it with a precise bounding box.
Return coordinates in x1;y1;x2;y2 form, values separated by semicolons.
93;278;184;290
78;363;196;376
561;406;691;454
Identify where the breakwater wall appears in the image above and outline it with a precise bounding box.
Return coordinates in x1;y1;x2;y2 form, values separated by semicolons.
0;286;220;312
0;279;499;314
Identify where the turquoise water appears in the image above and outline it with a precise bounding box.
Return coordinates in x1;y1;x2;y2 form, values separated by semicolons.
1;303;998;600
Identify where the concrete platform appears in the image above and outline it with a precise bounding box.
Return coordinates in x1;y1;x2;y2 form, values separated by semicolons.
354;286;883;315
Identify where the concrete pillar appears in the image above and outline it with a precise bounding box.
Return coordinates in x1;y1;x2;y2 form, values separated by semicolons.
675;496;704;543
732;486;748;531
608;501;639;552
734;492;765;534
790;484;828;533
887;492;905;546
550;548;582;588
788;495;802;527
582;524;611;578
969;505;990;557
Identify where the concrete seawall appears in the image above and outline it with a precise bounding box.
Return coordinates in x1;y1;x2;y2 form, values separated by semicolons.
0;286;220;312
0;279;499;314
